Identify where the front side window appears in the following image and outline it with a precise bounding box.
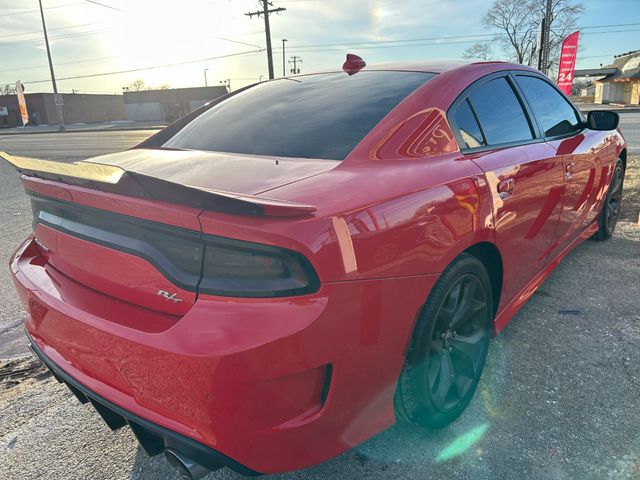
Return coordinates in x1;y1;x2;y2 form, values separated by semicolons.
515;75;582;137
163;71;436;160
468;77;534;146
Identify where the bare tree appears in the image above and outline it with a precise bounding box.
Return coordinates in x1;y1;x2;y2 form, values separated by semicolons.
484;0;537;64
483;0;583;70
462;42;494;61
0;84;16;95
571;78;593;95
128;79;146;91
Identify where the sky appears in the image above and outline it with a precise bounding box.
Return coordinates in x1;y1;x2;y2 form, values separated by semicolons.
0;0;638;94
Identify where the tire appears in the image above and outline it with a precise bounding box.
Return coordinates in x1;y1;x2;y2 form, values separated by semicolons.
593;158;625;241
395;253;493;429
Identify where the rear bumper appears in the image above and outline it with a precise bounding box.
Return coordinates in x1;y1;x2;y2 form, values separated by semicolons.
12;236;437;473
27;332;258;476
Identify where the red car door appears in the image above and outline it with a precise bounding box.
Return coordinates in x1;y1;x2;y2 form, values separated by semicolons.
512;74;602;255
448;73;566;310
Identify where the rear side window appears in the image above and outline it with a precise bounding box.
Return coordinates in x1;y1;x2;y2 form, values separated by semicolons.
468;77;533;146
515;75;582;137
452;99;486;149
163;71;436;160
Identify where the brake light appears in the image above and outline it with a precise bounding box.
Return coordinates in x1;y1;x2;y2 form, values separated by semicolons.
199;235;320;297
30;194;319;299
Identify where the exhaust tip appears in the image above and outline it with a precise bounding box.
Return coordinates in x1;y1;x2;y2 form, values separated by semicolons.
165;449;210;479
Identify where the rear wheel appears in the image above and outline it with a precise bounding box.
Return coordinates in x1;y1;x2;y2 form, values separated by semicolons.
395;253;493;429
593;158;624;241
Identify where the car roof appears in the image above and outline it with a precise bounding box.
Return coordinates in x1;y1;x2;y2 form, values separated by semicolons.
363;60;515;73
299;60;524;77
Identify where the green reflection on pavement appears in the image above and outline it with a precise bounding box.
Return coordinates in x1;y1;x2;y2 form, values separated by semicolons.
436;423;489;462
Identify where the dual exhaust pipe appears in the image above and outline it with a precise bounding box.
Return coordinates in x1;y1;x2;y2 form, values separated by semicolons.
165;449;213;480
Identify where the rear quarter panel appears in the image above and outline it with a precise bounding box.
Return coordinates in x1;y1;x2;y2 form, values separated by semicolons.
253;154;495;281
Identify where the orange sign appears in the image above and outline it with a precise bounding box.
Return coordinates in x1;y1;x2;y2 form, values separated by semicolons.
16;81;29;126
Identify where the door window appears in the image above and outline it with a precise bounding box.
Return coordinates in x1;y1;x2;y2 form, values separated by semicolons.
467;77;534;146
515;75;582;137
452;99;486;149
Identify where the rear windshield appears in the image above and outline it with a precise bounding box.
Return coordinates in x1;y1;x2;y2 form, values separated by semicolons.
163;71;436;160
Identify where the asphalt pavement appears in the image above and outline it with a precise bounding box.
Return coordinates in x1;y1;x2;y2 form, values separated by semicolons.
0;127;639;480
619;112;640;152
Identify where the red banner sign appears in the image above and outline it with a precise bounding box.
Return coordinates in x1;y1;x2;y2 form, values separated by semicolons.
557;31;579;95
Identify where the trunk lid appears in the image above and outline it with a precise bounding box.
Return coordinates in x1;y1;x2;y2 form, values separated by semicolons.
26;178;203;317
88;148;337;195
4;147;331;318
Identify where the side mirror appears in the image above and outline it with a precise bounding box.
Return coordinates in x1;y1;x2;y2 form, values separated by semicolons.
587;110;619;131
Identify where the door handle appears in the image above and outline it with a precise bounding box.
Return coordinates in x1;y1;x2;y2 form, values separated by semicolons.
565;162;575;178
497;178;514;200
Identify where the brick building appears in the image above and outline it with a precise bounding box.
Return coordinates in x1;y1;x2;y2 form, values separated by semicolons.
123;86;228;122
0;93;125;128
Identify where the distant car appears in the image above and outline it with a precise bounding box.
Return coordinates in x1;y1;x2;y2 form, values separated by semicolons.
3;57;627;478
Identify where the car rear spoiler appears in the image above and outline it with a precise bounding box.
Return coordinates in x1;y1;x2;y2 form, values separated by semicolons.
0;151;317;217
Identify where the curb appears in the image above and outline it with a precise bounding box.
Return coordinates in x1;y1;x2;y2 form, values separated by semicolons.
578;107;640;114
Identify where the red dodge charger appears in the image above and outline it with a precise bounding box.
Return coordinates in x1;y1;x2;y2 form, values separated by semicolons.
2;57;627;477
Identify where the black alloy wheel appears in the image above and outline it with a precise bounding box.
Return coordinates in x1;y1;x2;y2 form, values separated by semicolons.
396;253;493;429
594;158;625;241
427;273;489;412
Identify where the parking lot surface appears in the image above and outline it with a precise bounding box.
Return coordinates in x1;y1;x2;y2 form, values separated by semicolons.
0;128;638;479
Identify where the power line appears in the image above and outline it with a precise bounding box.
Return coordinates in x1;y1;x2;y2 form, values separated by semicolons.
212;35;263;49
245;1;286;80
581;28;640;36
2;17;635;51
0;28;111;47
0;2;85;18
269;23;640;51
82;0;121;11
290;33;495;49
580;22;640;29
10;49;263;85
274;28;640;55
0;55;117;74
0;22;99;39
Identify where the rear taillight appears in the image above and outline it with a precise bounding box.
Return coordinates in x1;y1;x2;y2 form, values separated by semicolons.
199;236;319;297
30;194;319;299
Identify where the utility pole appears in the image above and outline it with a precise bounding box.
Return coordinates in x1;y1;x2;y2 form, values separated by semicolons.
289;56;302;75
38;0;64;131
540;0;552;74
204;68;209;87
245;1;286;80
536;17;545;71
282;39;288;77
